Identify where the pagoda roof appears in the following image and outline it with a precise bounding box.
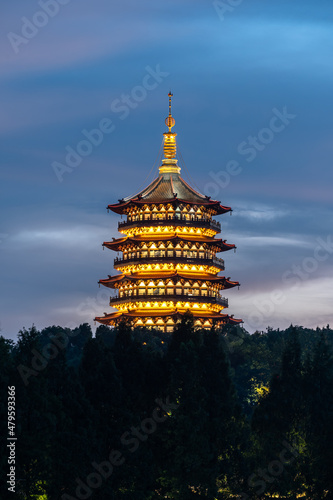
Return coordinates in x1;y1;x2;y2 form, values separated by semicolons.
99;272;239;289
103;234;235;252
108;172;231;215
95;310;243;325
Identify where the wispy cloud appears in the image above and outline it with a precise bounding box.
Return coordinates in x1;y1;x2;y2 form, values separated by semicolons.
234;204;289;221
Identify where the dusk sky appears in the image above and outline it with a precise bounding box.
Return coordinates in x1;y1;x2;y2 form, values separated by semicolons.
1;0;333;340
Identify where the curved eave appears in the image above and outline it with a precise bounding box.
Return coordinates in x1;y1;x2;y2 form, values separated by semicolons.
107;198;231;215
224;279;240;289
103;237;128;250
98;273;240;289
103;235;235;252
226;316;243;325
95;310;242;325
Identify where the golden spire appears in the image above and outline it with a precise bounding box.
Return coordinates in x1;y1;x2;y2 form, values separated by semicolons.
165;92;175;132
160;92;180;174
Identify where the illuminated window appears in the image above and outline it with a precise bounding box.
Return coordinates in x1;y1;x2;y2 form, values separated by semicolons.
152;250;165;257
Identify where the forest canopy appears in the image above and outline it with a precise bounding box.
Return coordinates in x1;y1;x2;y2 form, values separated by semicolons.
1;316;333;499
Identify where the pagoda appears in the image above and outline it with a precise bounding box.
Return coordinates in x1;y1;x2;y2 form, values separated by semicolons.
95;93;242;332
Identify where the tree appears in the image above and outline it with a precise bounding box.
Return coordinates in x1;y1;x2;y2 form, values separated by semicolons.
156;319;246;499
13;327;53;499
301;333;333;498
168;311;198;353
250;327;304;498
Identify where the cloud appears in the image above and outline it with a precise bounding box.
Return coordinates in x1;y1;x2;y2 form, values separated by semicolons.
1;0;333;339
233;203;289;221
232;275;333;333
11;226;107;249
241;235;313;248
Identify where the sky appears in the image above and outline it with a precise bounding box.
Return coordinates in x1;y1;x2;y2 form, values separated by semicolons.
1;0;333;340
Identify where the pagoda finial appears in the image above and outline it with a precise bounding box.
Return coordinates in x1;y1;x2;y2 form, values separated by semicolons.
160;92;179;174
165;91;175;132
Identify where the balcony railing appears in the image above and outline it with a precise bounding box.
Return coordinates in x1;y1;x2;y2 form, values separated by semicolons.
110;292;228;308
118;215;221;232
114;255;225;270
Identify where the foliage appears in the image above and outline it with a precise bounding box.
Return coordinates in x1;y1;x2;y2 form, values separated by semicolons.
1;321;333;499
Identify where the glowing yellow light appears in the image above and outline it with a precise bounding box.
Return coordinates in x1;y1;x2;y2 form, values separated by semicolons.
99;137;237;330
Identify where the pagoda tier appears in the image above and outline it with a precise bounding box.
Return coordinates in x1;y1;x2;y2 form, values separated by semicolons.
97;310;243;330
95;93;242;332
100;272;239;312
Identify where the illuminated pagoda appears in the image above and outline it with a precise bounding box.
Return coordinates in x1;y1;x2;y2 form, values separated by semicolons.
95;93;242;332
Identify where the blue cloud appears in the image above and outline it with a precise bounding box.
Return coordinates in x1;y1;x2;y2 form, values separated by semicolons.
1;0;333;338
